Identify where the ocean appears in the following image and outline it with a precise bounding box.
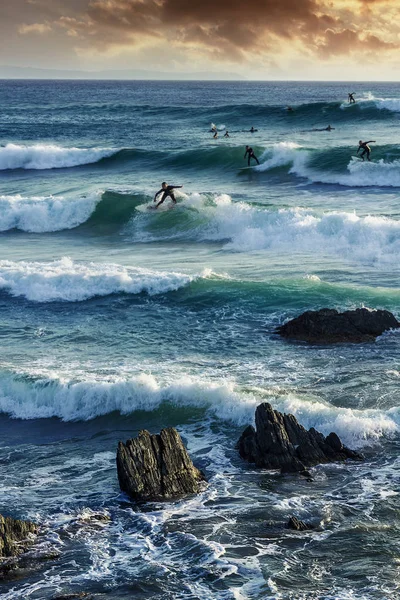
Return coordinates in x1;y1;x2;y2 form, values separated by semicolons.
0;80;400;599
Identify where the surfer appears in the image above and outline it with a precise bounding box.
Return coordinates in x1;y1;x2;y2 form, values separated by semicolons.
356;140;376;161
224;130;230;137
312;125;335;131
348;92;356;104
153;182;183;208
244;145;260;166
213;130;218;139
287;106;293;112
250;126;257;133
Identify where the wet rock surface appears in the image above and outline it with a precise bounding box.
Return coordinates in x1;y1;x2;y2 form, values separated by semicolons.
237;403;363;474
277;308;400;343
0;514;37;559
117;427;206;501
287;516;314;531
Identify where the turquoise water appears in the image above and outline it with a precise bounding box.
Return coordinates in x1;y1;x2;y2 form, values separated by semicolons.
1;81;400;599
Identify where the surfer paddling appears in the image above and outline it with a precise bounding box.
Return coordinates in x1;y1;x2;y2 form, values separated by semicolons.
153;182;183;208
244;145;260;166
357;140;375;161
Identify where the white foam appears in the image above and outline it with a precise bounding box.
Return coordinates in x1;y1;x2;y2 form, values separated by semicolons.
133;190;400;262
0;370;397;447
295;157;400;188
255;142;308;172
0;193;101;232
0;143;116;170
341;93;400;113
0;257;206;302
256;141;400;188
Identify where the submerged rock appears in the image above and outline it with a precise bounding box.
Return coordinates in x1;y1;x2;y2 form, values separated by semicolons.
277;308;400;344
237;403;363;474
0;514;37;559
117;428;206;501
287;516;314;531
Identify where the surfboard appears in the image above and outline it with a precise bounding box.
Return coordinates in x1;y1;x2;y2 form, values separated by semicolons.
136;202;176;213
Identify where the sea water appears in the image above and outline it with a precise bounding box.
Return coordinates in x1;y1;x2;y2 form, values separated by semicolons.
0;80;400;599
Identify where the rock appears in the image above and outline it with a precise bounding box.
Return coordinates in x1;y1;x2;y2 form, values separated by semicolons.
117;428;206;501
287;516;313;531
277;308;400;344
0;514;37;559
237;403;363;474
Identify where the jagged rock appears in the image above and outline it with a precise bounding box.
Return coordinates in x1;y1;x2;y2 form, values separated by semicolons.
277;308;400;344
0;514;37;558
237;403;363;474
117;428;206;501
287;516;313;531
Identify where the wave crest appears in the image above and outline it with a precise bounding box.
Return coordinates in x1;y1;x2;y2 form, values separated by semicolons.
0;370;397;447
0;257;207;302
0;193;101;232
0;143;117;170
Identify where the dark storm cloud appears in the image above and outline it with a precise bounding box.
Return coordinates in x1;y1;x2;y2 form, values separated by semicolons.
3;0;398;68
81;0;398;59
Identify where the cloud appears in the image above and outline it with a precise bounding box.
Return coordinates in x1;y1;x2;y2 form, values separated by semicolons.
18;22;52;35
6;0;400;74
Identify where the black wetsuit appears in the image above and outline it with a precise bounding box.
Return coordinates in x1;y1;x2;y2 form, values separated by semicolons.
348;93;355;104
357;141;374;161
244;147;259;166
154;185;182;206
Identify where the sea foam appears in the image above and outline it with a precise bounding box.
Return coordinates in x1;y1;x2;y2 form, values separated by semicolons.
0;371;397;447
0;193;101;232
0;257;205;302
0;143;117;170
137;192;400;262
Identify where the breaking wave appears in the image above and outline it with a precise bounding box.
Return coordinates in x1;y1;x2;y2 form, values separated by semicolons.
0;143;117;170
0;193;101;232
0;370;398;448
0;257;209;302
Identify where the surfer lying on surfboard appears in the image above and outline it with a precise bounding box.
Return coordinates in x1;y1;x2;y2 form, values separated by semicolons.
154;182;183;208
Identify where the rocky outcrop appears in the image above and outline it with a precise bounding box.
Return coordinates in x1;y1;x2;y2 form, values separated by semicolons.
277;308;400;344
287;516;313;531
117;428;206;501
0;514;37;559
237;403;363;475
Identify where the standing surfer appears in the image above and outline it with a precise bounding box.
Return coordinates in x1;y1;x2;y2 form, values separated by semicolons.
348;92;356;104
244;145;260;166
153;182;183;208
356;140;376;161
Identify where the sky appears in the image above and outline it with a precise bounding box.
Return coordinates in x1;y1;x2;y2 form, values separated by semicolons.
1;0;400;79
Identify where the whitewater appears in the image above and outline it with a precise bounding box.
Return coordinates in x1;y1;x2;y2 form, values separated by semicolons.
1;80;400;600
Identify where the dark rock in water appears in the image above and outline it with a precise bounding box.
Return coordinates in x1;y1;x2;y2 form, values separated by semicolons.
287;516;313;531
277;308;400;344
0;514;37;558
237;403;363;474
117;428;206;501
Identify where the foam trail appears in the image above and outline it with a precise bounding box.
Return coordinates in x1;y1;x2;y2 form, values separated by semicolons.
0;143;117;170
0;193;101;232
256;142;400;188
293;157;400;188
0;371;397;447
139;192;400;262
341;93;400;113
0;257;207;302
